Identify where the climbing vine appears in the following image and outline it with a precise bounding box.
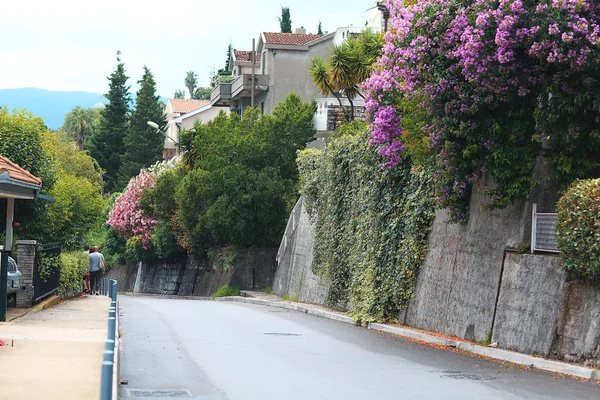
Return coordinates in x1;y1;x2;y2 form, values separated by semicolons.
298;122;436;322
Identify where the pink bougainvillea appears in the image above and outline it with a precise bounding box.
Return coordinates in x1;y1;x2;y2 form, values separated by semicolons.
365;0;600;221
107;170;157;249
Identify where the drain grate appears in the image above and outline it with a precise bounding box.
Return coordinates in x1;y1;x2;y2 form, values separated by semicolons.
440;373;495;381
263;332;302;336
127;389;192;397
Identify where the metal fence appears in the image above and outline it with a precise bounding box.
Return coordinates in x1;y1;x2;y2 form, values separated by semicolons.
531;203;559;253
33;243;61;302
101;278;118;400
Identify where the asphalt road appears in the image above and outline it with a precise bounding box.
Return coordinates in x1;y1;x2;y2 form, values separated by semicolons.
118;295;600;400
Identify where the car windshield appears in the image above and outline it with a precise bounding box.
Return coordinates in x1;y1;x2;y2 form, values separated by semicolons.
7;256;18;272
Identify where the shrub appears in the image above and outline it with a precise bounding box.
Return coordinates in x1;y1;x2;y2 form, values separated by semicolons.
59;251;88;297
263;287;273;294
556;179;600;284
298;122;436;322
211;285;240;298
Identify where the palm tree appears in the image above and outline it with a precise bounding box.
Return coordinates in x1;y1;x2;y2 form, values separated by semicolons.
309;29;383;122
308;57;351;122
68;107;88;150
184;72;198;99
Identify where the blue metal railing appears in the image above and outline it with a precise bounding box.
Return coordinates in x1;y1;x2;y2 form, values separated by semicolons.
100;278;118;400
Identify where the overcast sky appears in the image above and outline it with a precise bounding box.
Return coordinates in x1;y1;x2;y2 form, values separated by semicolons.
0;0;376;99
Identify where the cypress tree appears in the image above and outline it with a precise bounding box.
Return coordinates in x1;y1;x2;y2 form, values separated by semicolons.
318;21;323;35
119;66;166;183
89;51;131;192
279;7;292;33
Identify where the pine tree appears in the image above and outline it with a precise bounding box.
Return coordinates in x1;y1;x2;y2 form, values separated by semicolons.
88;51;131;192
119;66;166;184
318;21;323;35
279;7;292;33
225;44;232;71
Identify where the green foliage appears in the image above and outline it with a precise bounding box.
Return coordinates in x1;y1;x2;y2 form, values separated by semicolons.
88;52;131;192
192;87;211;101
263;287;273;294
185;71;198;99
298;122;436;322
59;250;88;297
44;131;104;190
172;94;316;253
211;285;240;298
174;90;185;99
556;179;600;284
207;248;237;272
279;7;292;33
60;106;102;150
225;44;233;71
46;175;104;250
317;21;323;35
0;108;57;242
119;66;166;183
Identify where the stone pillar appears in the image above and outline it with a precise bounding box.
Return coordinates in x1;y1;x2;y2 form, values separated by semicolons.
16;240;36;308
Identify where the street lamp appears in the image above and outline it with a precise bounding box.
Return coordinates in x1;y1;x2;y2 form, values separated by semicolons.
147;120;177;142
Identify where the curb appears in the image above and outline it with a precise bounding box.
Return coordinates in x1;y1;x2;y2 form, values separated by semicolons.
112;301;120;400
217;296;600;382
33;295;61;311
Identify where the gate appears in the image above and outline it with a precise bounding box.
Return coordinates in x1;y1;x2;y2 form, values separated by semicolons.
530;204;559;253
34;243;61;302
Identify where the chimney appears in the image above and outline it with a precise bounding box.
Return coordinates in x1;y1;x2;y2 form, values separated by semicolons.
295;27;307;34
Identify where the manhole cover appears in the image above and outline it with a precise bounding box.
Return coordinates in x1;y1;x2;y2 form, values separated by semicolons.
440;373;495;381
263;332;302;336
127;389;192;397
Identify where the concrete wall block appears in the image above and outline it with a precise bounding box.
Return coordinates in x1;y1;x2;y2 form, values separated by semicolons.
492;253;566;356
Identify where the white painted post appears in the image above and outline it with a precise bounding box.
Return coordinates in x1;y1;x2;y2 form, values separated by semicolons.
531;203;537;254
5;198;14;251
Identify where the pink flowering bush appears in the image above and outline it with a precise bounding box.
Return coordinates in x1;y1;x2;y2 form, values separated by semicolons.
366;0;600;221
107;170;157;249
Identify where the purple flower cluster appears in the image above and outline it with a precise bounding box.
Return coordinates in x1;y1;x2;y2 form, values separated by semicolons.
365;0;600;220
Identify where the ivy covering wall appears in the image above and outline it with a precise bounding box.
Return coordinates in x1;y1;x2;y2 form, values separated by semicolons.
298;122;436;323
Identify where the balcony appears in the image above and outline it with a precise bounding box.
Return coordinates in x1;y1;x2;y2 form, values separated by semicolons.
210;74;268;107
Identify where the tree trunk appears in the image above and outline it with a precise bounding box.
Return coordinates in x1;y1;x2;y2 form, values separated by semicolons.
348;96;355;121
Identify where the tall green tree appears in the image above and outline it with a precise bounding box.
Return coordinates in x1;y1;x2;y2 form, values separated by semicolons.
318;21;323;35
61;106;102;150
225;44;233;70
279;7;292;33
192;87;211;100
309;29;383;121
88;51;131;192
184;71;198;99
174;90;185;99
119;66;166;184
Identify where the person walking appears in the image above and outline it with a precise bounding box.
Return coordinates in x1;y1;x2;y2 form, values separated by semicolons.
82;246;91;294
89;246;105;295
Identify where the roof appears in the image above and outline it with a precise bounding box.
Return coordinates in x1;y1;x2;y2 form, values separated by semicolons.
263;32;322;46
169;99;211;114
0;156;42;185
234;50;261;63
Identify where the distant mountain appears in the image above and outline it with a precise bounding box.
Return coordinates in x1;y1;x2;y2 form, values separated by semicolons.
0;88;168;130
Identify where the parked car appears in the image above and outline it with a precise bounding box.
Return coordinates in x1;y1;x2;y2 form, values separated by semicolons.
7;256;22;294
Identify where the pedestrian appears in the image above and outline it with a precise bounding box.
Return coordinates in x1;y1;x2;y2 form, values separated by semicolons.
82;246;91;294
89;246;105;295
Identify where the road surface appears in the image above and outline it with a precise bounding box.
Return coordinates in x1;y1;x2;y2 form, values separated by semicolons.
118;295;599;400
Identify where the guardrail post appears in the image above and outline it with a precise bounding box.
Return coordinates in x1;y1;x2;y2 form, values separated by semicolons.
108;316;116;341
100;361;113;400
111;280;117;301
105;339;115;352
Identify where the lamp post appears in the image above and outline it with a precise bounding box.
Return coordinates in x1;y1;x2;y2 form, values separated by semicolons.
147;121;177;142
377;2;390;32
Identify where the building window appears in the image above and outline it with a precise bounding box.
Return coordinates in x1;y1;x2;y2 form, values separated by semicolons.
261;101;265;113
262;52;266;74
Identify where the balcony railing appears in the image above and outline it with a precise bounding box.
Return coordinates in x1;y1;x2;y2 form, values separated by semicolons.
210;82;232;106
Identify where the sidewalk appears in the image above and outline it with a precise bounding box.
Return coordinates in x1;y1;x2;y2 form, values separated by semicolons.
218;290;600;382
0;295;111;400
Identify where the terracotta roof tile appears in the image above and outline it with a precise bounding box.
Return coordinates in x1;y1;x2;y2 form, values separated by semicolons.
234;50;261;63
0;155;42;185
170;99;211;114
263;32;322;46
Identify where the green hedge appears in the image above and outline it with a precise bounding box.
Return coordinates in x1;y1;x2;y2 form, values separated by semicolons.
298;122;436;322
556;179;600;284
59;251;88;297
